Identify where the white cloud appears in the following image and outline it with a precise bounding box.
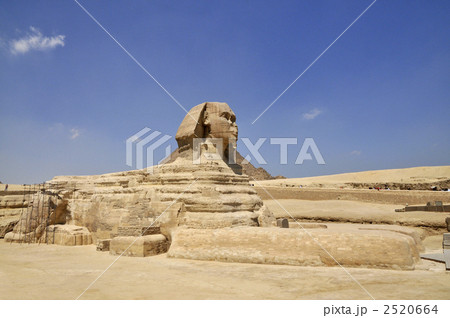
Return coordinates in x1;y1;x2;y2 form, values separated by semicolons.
70;128;80;140
10;26;65;55
302;108;323;120
49;124;81;140
350;150;361;156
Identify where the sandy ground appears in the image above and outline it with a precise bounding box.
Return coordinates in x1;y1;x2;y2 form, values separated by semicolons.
264;199;449;231
0;233;449;300
259;166;450;188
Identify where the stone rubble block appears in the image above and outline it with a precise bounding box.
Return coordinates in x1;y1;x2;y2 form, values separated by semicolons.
109;234;169;257
96;239;112;251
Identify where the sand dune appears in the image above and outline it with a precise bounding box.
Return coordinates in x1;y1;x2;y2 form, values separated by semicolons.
258;166;450;189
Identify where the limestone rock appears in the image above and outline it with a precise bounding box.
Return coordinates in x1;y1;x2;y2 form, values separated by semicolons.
256;205;277;227
6;191;69;243
164;148;278;181
175;102;237;155
44;224;92;245
109;234;169;257
97;239;111;251
289;222;328;229
277;218;289;228
0;217;19;238
5;224;92;246
116;225;161;237
168;227;421;270
0;186;31;238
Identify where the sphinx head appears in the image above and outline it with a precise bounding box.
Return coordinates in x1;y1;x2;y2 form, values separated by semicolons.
175;102;238;157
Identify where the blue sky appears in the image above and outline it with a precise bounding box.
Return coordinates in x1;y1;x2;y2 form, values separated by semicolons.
0;0;449;184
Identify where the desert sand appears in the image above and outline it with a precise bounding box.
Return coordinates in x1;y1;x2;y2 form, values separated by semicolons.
265;199;447;232
0;235;449;300
258;166;450;189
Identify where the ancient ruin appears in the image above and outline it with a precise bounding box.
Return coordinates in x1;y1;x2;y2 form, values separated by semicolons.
3;102;428;269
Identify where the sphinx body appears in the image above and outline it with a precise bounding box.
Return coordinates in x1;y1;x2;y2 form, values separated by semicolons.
29;102;275;240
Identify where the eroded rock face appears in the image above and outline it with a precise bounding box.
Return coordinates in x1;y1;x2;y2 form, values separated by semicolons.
0;219;18;238
45;102;275;239
168;227;421;270
5;224;92;246
3;188;94;246
0;187;30;238
5;191;73;243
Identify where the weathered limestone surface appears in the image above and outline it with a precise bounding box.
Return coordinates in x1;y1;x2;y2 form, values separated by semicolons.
165;149;277;180
47;158;273;240
110;235;169;257
0;188;30;237
3;188;93;246
255;186;450;206
0;190;28;209
5;191;72;243
116;225;161;237
45;224;92;245
168;227;421;270
0;218;18;238
5;224;92;246
97;239;111;251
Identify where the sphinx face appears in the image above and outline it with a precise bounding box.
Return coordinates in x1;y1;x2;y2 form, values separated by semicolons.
175;102;239;157
204;103;238;149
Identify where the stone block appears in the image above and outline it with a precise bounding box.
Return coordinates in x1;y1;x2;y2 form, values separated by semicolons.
44;225;92;246
116;226;161;237
97;239;111;251
110;234;169;257
277;218;289;228
141;226;161;236
443;233;450;250
168;227;421;270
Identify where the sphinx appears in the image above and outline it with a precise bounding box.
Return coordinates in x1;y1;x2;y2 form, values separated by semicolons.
6;102;275;244
5;103;422;270
151;102;277;234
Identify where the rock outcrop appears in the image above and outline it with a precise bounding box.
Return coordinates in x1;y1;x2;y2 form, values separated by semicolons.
5;224;92;246
0;186;30;238
4;190;93;245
